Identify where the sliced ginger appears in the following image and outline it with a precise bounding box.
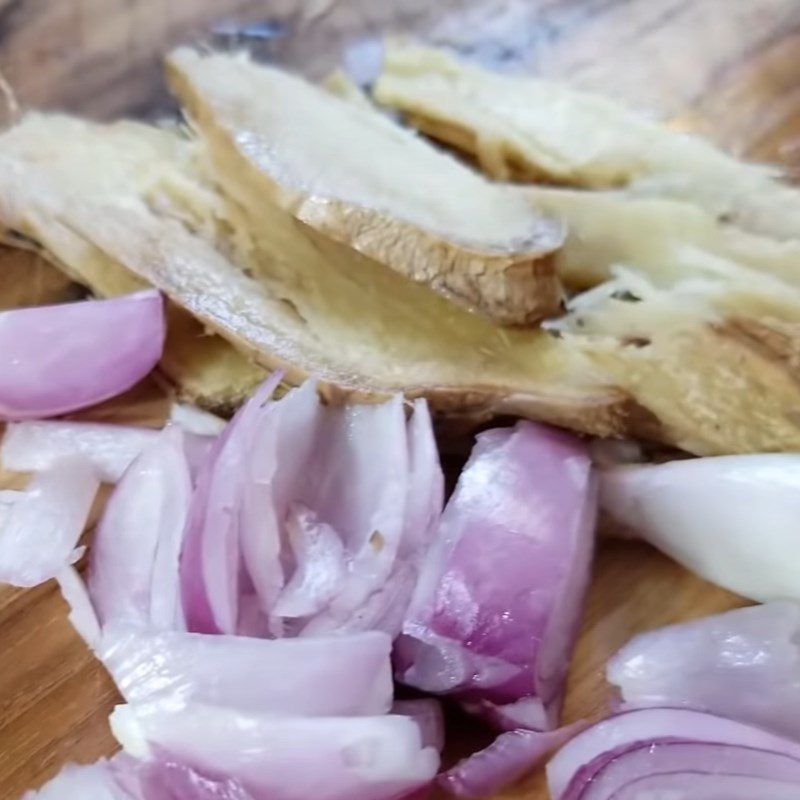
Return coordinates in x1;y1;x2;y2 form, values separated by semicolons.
166;48;565;326
374;41;800;242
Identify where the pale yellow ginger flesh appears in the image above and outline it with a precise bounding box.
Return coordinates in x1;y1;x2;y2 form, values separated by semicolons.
374;41;800;242
165;48;565;325
529;188;800;294
1;83;800;452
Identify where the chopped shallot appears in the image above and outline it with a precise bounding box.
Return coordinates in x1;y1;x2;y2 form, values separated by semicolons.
0;457;98;587
396;421;596;731
548;707;800;799
2;420;158;482
600;454;800;601
89;426;192;630
180;377;442;640
607;601;800;740
0;290;164;420
100;625;393;716
111;701;439;800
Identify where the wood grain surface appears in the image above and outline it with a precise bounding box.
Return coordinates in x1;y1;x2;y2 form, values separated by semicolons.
0;0;796;796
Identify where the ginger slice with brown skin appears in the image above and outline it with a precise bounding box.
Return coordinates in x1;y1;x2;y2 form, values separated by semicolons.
2;112;800;453
374;41;800;242
166;47;565;326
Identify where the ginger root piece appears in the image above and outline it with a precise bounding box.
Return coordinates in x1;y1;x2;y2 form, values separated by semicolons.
374;42;800;241
528;189;800;291
165;48;565;326
1;113;800;454
0;244;81;310
549;270;800;455
0;114;265;412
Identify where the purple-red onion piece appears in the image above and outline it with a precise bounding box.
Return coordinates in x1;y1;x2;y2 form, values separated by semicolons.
100;625;393;716
0;457;98;587
111;701;439;800
396;421;596;731
548;707;800;799
0;289;164;420
89;427;192;630
1;421;159;483
562;740;800;800
440;722;587;798
275;389;410;637
607;601;800;739
181;377;442;640
600;455;800;601
271;504;348;619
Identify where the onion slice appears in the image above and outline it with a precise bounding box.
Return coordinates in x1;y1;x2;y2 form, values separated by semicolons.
562;740;800;800
396;421;596;730
2;420;159;483
548;707;800;799
0;290;165;420
0;457;98;587
181;377;442;640
179;373;283;635
111;701;439;800
607;601;800;739
89;426;192;629
441;723;586;798
600;455;800;601
99;625;393;716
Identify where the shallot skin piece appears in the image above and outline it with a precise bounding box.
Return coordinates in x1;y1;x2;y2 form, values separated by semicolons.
600;454;800;601
0;289;165;420
607;601;800;739
547;707;800;799
397;421;597;731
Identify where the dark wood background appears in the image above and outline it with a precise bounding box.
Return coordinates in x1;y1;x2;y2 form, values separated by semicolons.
1;0;798;797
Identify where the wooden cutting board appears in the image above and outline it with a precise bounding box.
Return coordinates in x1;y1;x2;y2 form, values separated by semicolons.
0;0;797;796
